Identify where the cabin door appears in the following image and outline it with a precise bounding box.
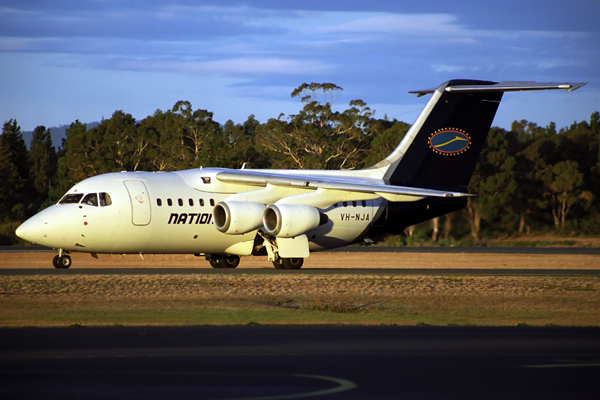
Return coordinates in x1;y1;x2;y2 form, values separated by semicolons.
124;180;151;226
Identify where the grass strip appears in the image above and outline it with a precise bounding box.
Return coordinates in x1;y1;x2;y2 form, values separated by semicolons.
1;274;599;327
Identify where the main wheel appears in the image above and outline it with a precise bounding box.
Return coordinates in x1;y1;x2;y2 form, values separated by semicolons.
272;257;303;270
53;255;72;269
209;255;240;269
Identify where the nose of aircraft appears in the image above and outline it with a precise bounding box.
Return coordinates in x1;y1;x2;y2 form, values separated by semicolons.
15;215;45;244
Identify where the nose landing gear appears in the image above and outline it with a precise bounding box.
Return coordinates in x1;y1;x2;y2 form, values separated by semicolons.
52;254;72;269
52;249;72;269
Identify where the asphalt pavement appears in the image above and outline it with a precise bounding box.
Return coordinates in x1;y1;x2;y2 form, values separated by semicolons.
1;326;599;400
3;245;600;254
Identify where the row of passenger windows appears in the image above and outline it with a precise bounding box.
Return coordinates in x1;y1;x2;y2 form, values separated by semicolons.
156;198;215;207
155;199;367;208
59;192;113;207
336;201;368;208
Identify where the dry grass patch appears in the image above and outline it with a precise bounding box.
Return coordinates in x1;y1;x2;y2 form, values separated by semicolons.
2;274;599;327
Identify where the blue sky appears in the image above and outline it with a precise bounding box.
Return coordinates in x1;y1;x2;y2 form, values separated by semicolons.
1;0;598;133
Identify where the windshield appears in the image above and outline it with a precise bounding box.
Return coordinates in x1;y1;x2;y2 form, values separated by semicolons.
82;193;98;207
59;193;84;204
99;192;112;206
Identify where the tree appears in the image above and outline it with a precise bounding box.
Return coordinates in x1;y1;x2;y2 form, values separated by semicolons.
362;119;410;167
0;119;31;217
0;138;20;217
93;111;138;172
466;128;518;239
542;160;589;232
223;116;271;169
28;126;57;205
0;119;29;181
257;83;376;170
52;121;92;197
590;111;600;135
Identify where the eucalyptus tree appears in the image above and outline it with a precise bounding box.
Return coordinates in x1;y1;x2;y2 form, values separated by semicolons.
257;83;376;170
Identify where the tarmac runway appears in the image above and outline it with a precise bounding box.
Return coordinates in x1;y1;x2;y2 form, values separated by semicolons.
1;326;599;400
2;267;600;276
3;245;600;254
2;245;599;276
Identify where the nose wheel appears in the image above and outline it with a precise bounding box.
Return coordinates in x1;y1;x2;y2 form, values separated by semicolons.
52;255;72;269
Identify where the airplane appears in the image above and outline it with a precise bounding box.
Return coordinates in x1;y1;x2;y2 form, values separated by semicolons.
15;79;585;269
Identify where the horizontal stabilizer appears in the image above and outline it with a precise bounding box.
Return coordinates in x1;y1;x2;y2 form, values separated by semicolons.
410;81;586;97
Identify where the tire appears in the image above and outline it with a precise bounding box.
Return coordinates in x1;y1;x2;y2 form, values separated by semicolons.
209;255;240;269
272;258;303;270
55;255;72;269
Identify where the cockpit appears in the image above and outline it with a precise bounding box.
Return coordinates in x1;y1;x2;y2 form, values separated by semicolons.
59;192;113;207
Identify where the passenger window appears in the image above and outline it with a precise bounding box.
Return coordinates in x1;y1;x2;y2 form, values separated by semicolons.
210;199;215;206
59;193;83;204
343;201;347;207
352;201;357;207
167;198;173;206
156;198;162;206
199;199;205;207
189;199;194;206
178;198;183;206
99;192;112;206
361;200;366;207
82;193;98;207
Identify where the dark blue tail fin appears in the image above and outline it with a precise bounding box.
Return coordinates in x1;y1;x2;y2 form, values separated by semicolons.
386;79;501;191
373;80;585;192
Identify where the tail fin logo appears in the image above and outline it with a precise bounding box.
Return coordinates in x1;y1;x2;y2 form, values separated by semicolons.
429;128;470;156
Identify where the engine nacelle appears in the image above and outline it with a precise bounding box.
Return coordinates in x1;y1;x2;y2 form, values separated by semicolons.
263;204;328;237
213;201;265;235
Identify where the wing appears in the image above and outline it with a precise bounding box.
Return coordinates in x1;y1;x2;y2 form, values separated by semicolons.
216;169;472;203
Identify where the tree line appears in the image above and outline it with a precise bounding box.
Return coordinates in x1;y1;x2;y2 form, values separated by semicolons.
1;83;599;245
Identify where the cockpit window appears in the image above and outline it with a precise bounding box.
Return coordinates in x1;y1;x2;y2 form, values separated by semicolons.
82;193;98;207
59;193;83;204
99;192;112;207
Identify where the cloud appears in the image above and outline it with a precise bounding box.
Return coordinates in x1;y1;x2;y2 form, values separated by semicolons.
0;3;282;41
103;57;332;76
322;14;458;34
317;13;481;45
431;64;471;73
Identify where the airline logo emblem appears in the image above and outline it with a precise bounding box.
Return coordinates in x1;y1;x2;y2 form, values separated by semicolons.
429;128;470;155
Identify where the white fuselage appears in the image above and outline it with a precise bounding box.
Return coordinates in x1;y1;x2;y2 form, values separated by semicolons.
19;168;385;255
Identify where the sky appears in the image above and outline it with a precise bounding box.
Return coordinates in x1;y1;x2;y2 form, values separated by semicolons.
1;0;599;134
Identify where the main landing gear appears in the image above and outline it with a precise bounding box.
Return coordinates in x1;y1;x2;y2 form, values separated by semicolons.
207;255;241;269
272;257;304;270
205;254;304;269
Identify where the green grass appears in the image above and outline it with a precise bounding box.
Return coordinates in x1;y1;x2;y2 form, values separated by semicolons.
3;297;599;328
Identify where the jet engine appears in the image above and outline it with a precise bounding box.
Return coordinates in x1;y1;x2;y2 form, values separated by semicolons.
263;204;328;237
213;201;266;235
